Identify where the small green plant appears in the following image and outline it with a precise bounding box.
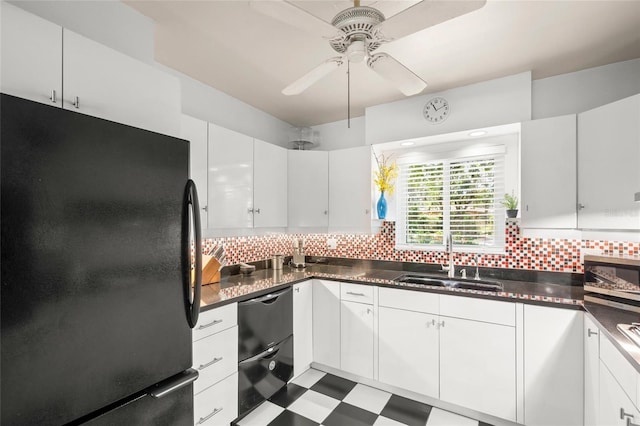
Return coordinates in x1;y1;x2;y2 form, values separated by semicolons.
501;193;519;210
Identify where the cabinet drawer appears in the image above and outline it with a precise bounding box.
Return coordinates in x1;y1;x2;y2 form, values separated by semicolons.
341;283;374;304
194;372;238;426
440;295;515;326
193;303;237;342
193;326;238;395
600;333;640;409
379;287;439;314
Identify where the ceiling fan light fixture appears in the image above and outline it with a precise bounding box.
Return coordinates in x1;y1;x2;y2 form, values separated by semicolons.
346;39;366;63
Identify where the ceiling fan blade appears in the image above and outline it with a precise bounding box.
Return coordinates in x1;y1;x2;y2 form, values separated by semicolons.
249;1;344;40
367;53;426;96
373;0;486;41
283;57;345;96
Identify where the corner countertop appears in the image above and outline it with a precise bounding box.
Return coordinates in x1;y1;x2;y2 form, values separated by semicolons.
200;263;585;309
199;261;640;374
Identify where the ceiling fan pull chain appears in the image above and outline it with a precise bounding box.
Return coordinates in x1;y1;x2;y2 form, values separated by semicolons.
347;60;351;129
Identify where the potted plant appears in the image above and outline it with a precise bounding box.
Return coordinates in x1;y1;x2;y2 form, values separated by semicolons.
373;153;398;220
501;193;519;218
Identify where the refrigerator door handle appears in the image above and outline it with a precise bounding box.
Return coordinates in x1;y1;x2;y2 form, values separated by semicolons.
149;368;199;399
182;179;202;329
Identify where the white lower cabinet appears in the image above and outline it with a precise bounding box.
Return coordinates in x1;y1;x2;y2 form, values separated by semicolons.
293;282;313;378
378;288;440;398
523;305;583;426
378;306;439;398
599;361;640;426
193;304;238;426
585;315;600;426
312;280;341;369
193;372;238;426
340;299;374;379
439;316;517;422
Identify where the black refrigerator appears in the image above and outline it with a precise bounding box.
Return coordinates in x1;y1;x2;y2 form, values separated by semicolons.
1;94;203;425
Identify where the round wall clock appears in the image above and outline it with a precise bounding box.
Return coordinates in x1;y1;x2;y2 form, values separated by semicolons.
423;97;450;124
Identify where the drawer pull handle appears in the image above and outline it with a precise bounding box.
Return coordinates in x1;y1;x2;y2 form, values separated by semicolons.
197;407;223;424
587;328;598;337
197;319;223;330
627;419;639;426
198;357;223;370
346;291;366;296
621;408;635;420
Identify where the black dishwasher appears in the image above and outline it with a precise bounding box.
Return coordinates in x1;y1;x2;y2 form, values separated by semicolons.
237;287;293;418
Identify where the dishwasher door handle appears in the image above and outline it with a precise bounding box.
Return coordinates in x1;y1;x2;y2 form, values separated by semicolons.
243;287;292;305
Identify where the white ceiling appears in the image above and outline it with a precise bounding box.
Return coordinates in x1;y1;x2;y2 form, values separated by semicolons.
124;0;640;127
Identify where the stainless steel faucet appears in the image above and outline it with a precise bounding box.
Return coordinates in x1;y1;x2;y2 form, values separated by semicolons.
446;233;455;278
474;255;481;280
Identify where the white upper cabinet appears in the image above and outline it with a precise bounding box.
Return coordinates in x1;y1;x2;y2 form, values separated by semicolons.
1;2;62;105
63;30;180;137
0;3;181;136
206;125;287;231
208;123;254;230
329;146;372;233
288;150;329;229
521;114;577;229
578;94;640;230
181;115;209;230
253;140;287;228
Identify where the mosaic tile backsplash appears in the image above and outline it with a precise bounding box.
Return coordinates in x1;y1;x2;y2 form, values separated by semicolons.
202;221;640;274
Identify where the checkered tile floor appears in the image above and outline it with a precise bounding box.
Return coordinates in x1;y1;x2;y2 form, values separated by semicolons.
234;369;494;426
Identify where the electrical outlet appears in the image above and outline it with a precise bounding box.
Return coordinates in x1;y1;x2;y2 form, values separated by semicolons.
327;238;337;250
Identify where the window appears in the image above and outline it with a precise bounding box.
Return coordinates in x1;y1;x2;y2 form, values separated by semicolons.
396;147;506;251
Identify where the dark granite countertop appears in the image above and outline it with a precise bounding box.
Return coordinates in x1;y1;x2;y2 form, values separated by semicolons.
199;260;640;374
201;263;585;309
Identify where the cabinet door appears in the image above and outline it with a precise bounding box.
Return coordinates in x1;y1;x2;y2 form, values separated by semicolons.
585;315;600;426
181;115;209;229
312;280;340;369
578;95;640;230
521;115;577;229
329;146;372;233
599;361;639;426
208;123;254;229
440;317;516;421
63;29;181;137
288;150;329;229
523;305;583;426
378;307;439;399
293;283;313;378
0;2;62;106
340;300;374;379
254;140;287;228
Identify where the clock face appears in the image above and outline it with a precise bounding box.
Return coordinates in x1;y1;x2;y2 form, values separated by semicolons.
423;97;450;124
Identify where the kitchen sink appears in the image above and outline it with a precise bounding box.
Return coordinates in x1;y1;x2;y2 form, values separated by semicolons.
394;274;503;292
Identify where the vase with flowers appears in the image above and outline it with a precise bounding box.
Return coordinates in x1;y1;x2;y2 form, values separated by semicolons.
373;152;398;220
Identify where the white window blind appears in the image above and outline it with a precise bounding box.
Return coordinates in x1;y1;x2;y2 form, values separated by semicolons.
397;153;505;249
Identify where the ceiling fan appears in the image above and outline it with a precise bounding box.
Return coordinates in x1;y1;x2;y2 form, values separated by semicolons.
250;0;487;97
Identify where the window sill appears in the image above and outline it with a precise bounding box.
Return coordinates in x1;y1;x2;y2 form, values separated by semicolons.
395;244;506;255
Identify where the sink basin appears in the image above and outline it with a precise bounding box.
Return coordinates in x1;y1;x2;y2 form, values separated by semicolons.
394;274;503;292
394;276;447;287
